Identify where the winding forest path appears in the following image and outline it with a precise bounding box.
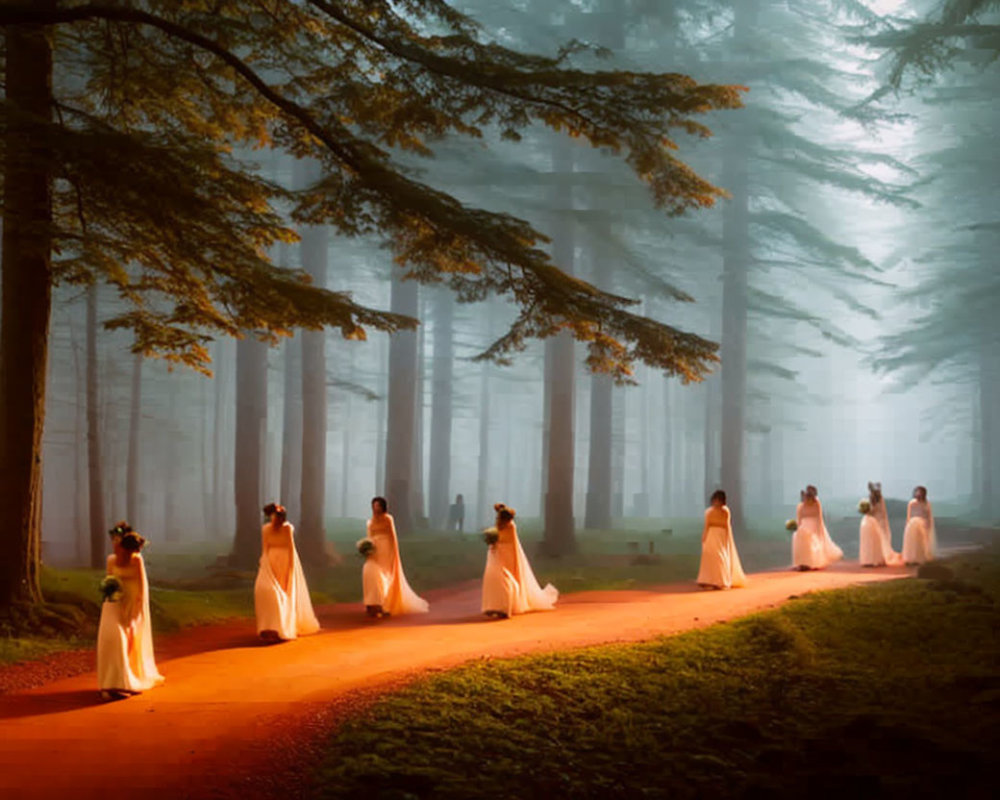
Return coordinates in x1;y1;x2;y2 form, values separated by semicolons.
0;561;913;799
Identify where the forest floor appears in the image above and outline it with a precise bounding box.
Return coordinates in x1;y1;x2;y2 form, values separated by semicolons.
0;559;922;799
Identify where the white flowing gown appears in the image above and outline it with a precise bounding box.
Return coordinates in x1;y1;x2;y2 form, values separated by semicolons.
254;522;320;640
97;553;164;693
859;514;903;567
696;505;747;589
871;498;900;561
482;521;558;617
361;513;429;615
902;499;936;564
792;499;843;569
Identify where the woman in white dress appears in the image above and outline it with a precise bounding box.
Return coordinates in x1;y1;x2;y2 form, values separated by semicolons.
254;502;320;641
792;485;843;570
867;482;900;561
361;496;429;618
482;503;558;618
97;522;164;700
902;486;936;565
696;490;747;590
859;499;903;567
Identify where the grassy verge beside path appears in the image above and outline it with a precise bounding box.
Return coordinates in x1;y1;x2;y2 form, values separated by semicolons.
314;551;1000;799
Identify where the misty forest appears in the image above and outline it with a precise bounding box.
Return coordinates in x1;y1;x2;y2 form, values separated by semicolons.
1;2;998;799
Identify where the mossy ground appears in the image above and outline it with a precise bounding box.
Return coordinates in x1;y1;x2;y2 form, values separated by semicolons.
312;551;999;800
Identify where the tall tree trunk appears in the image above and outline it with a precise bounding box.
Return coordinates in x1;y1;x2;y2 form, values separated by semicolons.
980;345;999;519
231;337;268;568
718;0;756;532
126;353;142;525
211;338;232;537
72;335;87;564
411;323;426;525
0;9;56;605
584;218;613;531
542;140;576;556
428;290;454;529
585;372;613;530
374;334;388;496
280;336;302;511
299;218;329;566
384;274;419;534
703;375;720;501
85;285;105;567
162;390;179;542
661;376;673;518
476;358;491;528
611;393;625;520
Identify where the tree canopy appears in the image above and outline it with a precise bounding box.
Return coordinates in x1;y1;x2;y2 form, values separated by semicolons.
1;0;744;381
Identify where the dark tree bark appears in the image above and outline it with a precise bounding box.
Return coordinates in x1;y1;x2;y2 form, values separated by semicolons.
384;274;419;534
0;5;55;606
298;218;329;565
85;284;105;567
126;353;142;525
231;336;268;568
428;289;454;529
542;140;576;556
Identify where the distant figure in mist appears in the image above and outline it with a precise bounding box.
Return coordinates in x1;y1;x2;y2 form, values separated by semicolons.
792;486;843;571
447;493;465;532
254;503;319;641
482;503;558;619
362;497;430;618
859;498;902;568
902;486;937;565
97;522;163;700
867;482;899;561
696;490;746;590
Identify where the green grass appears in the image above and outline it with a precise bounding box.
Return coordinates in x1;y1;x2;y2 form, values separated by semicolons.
313;552;1000;799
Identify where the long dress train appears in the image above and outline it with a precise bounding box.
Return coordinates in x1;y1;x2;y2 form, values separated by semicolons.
696;506;747;589
97;553;164;694
871;497;901;562
902;499;936;564
859;514;903;566
482;522;558;616
254;523;320;640
362;513;429;615
792;500;843;569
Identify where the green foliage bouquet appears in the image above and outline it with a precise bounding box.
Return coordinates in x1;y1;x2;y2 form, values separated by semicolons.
785;519;798;533
356;539;375;559
858;499;872;515
100;575;122;603
483;528;500;547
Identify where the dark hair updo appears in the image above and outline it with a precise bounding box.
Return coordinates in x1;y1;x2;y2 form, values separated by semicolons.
494;503;516;523
868;482;883;503
914;485;928;502
371;496;388;513
263;502;287;523
108;520;133;540
710;490;727;506
119;530;147;553
804;485;818;500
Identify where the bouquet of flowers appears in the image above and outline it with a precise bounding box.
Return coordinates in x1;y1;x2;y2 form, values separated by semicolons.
785;519;798;533
858;499;871;514
483;528;499;547
100;575;123;603
356;538;375;559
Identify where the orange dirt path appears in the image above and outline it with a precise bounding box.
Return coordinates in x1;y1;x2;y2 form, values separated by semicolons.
0;561;912;799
